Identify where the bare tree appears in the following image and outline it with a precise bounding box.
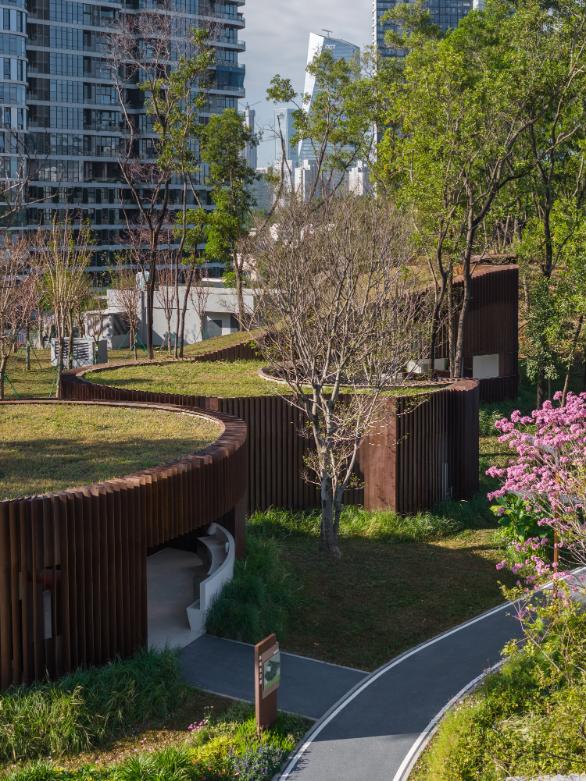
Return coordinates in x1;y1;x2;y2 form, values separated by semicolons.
112;264;141;359
157;265;177;353
0;236;38;399
189;265;210;341
252;197;431;557
108;6;214;359
37;217;91;396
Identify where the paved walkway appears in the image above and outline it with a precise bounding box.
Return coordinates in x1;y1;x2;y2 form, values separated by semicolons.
278;601;524;781
180;635;367;720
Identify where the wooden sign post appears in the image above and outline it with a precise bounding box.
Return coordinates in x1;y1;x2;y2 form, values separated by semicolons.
255;633;280;733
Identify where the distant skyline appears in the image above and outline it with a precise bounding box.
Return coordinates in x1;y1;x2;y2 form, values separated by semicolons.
241;1;372;167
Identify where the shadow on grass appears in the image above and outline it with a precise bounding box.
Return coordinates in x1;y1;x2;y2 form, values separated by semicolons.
238;507;512;671
0;436;212;500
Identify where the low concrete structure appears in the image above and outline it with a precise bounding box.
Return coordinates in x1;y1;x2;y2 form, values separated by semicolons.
105;280;255;349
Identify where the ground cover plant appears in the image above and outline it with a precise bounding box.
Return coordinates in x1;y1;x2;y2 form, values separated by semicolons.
0;654;307;781
87;358;440;400
88;360;282;398
0;650;183;762
0;403;220;500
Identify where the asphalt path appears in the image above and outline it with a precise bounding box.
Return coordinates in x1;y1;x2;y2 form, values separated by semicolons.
180;634;367;720
278;601;523;781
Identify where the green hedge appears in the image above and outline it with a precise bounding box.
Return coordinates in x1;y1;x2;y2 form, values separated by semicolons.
0;650;183;762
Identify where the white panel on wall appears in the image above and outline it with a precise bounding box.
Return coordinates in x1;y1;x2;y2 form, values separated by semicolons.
473;354;500;380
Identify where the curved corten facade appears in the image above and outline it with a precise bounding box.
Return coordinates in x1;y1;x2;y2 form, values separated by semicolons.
0;400;247;689
62;368;479;516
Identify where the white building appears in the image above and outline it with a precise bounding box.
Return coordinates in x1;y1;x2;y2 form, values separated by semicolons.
105;280;255;349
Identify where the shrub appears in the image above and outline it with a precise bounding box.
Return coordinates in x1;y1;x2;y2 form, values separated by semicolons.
0;650;183;762
2;704;306;781
205;534;296;643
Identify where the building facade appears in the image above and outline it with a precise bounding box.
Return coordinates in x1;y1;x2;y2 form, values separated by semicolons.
373;0;473;58
0;0;245;270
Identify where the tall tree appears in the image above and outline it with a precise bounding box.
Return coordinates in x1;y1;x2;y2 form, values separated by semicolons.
199;109;256;327
38;217;91;395
253;197;430;557
267;47;376;204
376;0;536;377
507;0;586;403
109;8;213;357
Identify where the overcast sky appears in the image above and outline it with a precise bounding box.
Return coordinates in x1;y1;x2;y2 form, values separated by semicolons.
241;1;372;166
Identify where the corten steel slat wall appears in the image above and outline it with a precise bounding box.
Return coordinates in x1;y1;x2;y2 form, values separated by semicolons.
0;399;247;690
436;265;519;402
62;362;479;516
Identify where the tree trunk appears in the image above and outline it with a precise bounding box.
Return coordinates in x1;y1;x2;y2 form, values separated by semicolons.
320;475;342;558
55;336;65;398
561;316;583;405
0;355;7;400
146;275;155;359
234;252;245;330
429;271;447;378
178;265;196;358
454;236;474;378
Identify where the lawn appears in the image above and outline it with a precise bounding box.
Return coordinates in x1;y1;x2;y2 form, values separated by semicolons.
88;360;284;398
0;403;221;500
0;330;262;400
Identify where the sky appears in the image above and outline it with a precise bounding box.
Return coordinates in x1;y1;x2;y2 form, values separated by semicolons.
241;0;372;167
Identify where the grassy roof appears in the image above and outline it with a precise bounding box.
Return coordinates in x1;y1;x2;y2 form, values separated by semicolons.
88;359;443;399
0;403;222;500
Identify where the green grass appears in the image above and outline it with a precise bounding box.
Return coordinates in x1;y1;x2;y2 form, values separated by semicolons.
0;404;221;500
208;503;513;671
1;703;307;781
0;650;184;763
88;360;283;398
88;360;444;400
0;652;308;781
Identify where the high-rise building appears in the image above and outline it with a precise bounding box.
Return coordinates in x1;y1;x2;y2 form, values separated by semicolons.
373;0;473;58
298;32;359;162
0;0;245;270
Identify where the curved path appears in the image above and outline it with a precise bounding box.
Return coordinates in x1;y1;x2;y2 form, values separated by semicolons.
278;600;523;781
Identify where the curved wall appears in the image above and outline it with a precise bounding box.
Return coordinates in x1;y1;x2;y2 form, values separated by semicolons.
62;365;479;516
0;400;247;689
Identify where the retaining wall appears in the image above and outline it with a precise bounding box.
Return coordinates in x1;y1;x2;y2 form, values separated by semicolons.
0;400;247;689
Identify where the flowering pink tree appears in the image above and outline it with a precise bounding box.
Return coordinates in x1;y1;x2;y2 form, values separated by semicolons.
488;391;586;586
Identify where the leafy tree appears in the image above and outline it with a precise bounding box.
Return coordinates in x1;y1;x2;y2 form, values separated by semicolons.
376;0;540;378
199;109;256;326
267;47;376;203
505;0;586;403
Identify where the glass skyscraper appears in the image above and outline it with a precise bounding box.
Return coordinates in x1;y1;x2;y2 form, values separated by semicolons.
373;0;473;58
0;0;245;269
298;32;359;162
